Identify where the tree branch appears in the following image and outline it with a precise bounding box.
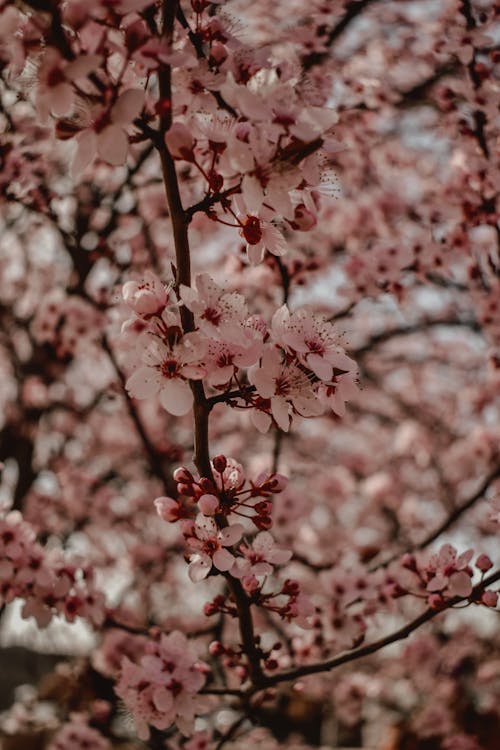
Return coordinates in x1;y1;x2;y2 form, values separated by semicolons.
256;570;500;689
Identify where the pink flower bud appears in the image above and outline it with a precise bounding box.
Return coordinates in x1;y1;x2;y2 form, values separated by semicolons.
291;203;317;232
481;590;498;607
165;122;195;161
242;575;260;593
208;640;224;656
476;554;493;572
212;454;227;473
199;477;216;493
198;494;219;515
253;514;272;530
154;496;181;522
173;467;193;483
122;272;167;317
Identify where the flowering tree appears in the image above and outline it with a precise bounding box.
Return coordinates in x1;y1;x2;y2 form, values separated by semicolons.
0;0;499;748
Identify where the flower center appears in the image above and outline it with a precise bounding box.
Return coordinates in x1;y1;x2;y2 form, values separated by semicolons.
161;359;179;378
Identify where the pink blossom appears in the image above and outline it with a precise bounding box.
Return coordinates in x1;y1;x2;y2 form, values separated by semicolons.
272;305;356;381
115;631;208;739
426;545;474;598
180;273;249;344
233;531;292;578
186;514;244;582
72;88;145;174
126;335;206;416
48;717;110;750
123;271;169;317
248;347;323;432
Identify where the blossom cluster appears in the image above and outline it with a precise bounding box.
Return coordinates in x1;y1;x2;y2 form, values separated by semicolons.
48;717;110;750
399;544;498;610
155;457;290;573
123;271;358;428
115;630;208;740
0;511;105;627
154;457;315;627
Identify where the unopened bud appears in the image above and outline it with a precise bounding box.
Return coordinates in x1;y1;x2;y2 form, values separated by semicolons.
212;455;227;473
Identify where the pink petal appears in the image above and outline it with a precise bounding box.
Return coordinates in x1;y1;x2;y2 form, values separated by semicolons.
448;571;473;598
219;523;244;546
153;687;174;712
159;379;193;416
126;367;161;399
307;353;332;381
271;395;290;432
213;547;235;572
72;130;97;176
112;89;145;125
251;410;272;433
188;554;211;582
97;125;129;166
246;242;265;265
50;82;74;117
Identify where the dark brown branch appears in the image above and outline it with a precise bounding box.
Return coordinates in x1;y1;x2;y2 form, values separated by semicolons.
354;318;480;358
370;465;500;570
256;570;500;689
157;0;263;684
415;465;500;551
215;713;247;750
302;0;380;70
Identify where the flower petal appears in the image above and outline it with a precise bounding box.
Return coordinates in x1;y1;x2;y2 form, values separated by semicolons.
98;125;129;166
159;379;193;416
213;547;235;572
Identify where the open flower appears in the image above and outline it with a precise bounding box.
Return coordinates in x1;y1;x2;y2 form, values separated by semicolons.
180;274;249;343
115;631;207;740
126;334;206;416
248;347;323;432
233;531;292;578
272;305;356;381
186;514;244;582
425;545;474;598
71;88;145;174
123;271;169;318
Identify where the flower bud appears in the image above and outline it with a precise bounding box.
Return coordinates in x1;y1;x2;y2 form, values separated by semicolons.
173;467;194;483
254;500;273;515
199;477;216;493
212;454;227;473
481;590;498;607
208;640;224;656
476;554;493;572
253;514;272;530
154;496;181;523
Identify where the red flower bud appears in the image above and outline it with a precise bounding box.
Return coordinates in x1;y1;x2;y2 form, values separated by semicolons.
212;455;227;473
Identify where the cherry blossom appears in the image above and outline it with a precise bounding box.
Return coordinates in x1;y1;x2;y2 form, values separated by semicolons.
248;346;324;431
1;0;500;747
126;335;206;416
233;531;292;578
115;631;208;739
186;514;244;582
